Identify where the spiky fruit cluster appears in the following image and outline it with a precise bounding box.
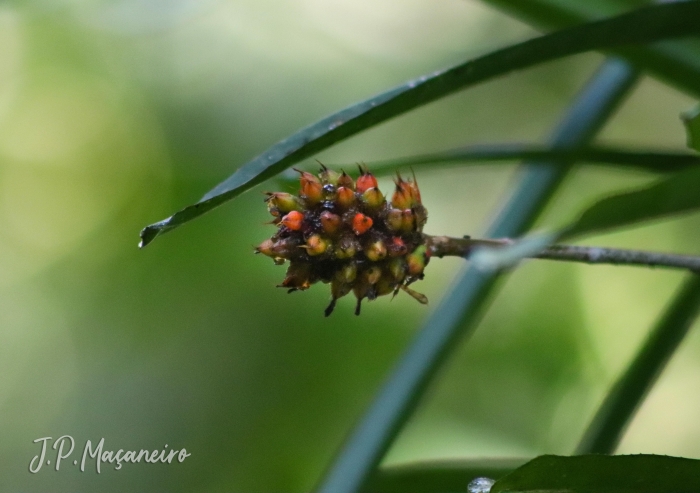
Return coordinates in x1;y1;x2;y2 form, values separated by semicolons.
256;164;430;316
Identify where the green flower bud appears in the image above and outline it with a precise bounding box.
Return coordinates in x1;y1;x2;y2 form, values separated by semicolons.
335;234;360;259
319;164;340;186
304;234;330;256
406;245;429;276
387;258;407;282
265;192;303;215
364;239;387;262
385;208;404;232
360;187;385;211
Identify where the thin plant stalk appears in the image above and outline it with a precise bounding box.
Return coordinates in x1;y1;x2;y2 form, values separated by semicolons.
425;235;700;273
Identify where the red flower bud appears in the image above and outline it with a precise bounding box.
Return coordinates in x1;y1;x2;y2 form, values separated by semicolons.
352;213;373;235
280;210;304;231
297;169;323;204
387;237;407;257
355;165;378;194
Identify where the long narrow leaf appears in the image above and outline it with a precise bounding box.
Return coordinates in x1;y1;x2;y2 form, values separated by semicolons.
481;0;700;97
271;145;696;189
359;144;699;174
565;165;700;239
139;1;700;247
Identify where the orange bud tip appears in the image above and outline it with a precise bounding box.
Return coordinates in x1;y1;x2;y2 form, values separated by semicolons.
355;165;378;194
280;210;304;231
352;213;373;235
296;169;323;203
336;187;355;209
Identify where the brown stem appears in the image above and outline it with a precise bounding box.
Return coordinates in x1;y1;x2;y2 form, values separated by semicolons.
424;234;700;273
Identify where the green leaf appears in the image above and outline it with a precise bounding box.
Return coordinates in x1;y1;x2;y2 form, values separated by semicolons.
361;458;529;493
139;1;700;247
682;105;700;152
350;144;700;175
491;454;700;493
481;0;700;97
565;165;700;239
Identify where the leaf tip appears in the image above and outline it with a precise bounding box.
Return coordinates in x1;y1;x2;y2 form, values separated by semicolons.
138;218;172;248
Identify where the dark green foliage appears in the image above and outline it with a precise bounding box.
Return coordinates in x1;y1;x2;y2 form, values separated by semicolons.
492;455;700;493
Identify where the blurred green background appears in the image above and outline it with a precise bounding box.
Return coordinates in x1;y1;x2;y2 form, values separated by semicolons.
2;1;700;491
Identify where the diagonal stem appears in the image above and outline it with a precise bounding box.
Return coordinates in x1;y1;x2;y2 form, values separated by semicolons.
315;58;640;493
575;274;700;454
